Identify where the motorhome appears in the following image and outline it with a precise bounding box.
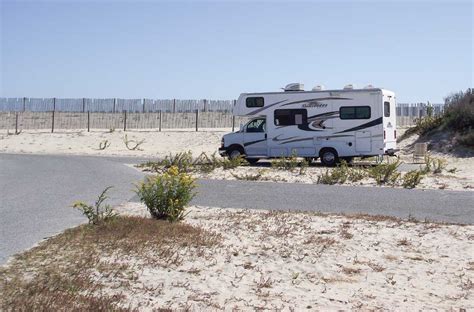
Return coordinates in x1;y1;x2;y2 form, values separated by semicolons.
219;83;398;166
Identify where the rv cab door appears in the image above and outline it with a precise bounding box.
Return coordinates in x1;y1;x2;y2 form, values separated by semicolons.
243;118;267;156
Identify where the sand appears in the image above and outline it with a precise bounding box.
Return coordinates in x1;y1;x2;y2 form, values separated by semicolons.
0;129;228;158
107;203;474;310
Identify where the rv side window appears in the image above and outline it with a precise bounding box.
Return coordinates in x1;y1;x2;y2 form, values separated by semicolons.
339;106;371;120
246;97;264;108
384;101;390;117
274;109;307;126
246;118;266;133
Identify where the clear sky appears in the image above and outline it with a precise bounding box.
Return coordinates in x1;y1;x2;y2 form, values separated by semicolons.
0;0;472;103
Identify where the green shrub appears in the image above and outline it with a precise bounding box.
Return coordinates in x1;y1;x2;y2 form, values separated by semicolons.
414;115;444;135
422;155;447;174
271;151;302;172
443;89;474;132
136;166;196;222
193;152;222;173
161;151;194;173
221;155;248;170
347;166;367;182
72;186;117;225
457;132;474;148
402;170;424;189
433;158;447;174
368;160;401;185
299;158;309;175
317;170;339;185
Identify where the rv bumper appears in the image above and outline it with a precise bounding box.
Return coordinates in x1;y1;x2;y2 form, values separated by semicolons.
384;148;399;156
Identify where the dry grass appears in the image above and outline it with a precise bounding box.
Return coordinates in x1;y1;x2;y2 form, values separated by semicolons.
0;216;221;311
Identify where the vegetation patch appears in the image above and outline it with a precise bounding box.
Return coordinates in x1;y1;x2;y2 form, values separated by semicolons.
0;216;220;311
136;166;196;222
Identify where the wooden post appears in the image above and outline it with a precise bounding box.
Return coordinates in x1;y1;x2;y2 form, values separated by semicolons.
82;98;86;112
113;98;116;113
53;97;56;111
142;98;146;113
87;111;90;132
195;109;199;132
51;111;55;133
232;99;236;131
123;111;127;131
23;97;26;111
15;112;19;134
203;99;207;112
173;99;176;113
159;110;162;132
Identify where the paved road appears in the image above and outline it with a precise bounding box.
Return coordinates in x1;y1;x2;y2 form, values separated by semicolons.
190;180;473;225
1;153;473;265
0;153;145;264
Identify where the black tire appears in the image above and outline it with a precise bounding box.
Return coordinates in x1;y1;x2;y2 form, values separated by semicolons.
228;146;244;160
319;148;339;167
246;158;259;165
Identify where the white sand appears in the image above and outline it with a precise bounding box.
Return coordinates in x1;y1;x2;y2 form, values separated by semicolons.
0;129;227;158
109;203;474;310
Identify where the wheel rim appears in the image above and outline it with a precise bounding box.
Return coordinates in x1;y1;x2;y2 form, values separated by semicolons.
230;150;241;159
323;152;335;163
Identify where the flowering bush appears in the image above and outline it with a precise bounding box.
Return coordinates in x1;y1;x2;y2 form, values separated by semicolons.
136;166;196;222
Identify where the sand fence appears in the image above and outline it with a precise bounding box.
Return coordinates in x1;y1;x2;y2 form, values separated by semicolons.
0;111;252;132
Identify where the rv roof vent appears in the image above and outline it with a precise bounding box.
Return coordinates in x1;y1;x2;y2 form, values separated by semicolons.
284;83;304;92
312;85;325;91
343;84;354;90
364;84;375;89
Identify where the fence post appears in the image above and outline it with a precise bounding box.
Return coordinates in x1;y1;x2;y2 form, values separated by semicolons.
15;112;19;134
113;98;116;113
142;98;146;113
173;99;176;113
82;98;86;112
203;99;207;112
195;109;199;132
51;111;55;133
87;111;90;132
23;97;26;112
159;110;162;132
53;97;56;112
123;111;127;131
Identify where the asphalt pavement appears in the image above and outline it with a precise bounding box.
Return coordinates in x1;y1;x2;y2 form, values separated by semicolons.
1;153;472;265
0;153;145;264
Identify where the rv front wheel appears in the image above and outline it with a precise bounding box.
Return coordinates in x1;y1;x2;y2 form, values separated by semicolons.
228;147;243;160
320;148;339;167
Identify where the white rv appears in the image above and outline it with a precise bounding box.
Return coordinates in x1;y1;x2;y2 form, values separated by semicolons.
219;83;398;166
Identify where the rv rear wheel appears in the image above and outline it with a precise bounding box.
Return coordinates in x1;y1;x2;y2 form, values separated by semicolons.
320;148;339;167
246;158;259;165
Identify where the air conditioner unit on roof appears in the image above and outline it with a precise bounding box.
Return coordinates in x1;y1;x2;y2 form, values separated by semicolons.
343;84;354;90
284;83;304;91
312;85;324;91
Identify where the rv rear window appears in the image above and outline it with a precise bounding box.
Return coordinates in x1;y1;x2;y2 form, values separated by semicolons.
246;97;264;108
384;101;390;117
339;106;371;120
274;109;307;126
